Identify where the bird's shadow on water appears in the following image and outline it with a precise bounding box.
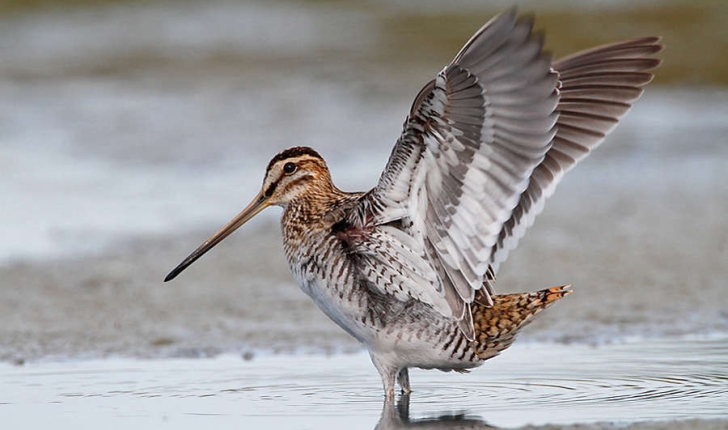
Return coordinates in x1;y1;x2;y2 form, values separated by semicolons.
374;394;498;430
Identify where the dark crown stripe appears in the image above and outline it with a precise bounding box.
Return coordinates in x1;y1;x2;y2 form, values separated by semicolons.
266;146;323;173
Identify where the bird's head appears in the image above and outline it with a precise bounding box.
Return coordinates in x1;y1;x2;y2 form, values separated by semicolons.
260;146;333;206
164;146;332;282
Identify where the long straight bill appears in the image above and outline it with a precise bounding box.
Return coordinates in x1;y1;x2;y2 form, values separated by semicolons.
164;191;269;282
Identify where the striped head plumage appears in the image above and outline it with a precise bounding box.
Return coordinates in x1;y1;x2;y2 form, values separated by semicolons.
262;146;336;206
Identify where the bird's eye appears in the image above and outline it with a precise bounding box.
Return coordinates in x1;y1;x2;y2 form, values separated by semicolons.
283;162;296;174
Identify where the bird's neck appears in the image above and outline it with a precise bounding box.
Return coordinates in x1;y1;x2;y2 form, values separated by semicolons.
279;188;357;273
281;186;353;231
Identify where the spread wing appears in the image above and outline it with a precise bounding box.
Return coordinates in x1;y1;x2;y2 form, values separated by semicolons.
490;37;663;272
344;9;661;339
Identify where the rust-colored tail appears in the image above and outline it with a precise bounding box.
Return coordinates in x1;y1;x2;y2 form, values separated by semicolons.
471;285;572;360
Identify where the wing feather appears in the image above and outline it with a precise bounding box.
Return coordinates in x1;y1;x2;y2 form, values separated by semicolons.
345;10;661;340
490;37;663;271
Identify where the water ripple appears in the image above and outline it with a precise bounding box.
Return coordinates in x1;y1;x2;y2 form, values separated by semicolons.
1;336;726;428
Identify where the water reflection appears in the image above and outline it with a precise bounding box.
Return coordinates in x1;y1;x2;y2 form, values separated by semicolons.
375;394;497;430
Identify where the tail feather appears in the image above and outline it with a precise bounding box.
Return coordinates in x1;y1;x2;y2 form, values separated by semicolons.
471;285;572;360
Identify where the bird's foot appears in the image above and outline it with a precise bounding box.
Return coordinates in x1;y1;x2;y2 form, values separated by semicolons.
397;368;412;394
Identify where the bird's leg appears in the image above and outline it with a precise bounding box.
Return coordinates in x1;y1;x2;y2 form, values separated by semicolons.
370;353;397;402
397;367;412;394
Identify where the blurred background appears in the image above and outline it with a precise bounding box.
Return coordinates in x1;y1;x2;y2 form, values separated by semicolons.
1;0;727;363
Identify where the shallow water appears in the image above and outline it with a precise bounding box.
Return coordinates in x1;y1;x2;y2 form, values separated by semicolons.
3;336;727;429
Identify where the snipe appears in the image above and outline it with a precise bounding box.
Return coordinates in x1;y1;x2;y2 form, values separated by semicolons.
165;9;662;400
